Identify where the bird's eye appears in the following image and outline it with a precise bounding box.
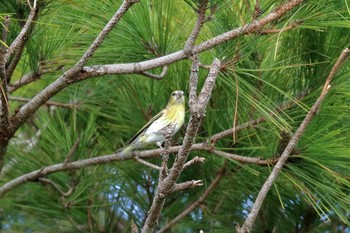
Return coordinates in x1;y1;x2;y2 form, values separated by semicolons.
172;92;176;96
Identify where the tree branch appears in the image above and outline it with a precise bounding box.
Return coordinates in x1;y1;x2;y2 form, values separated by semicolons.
189;55;199;113
236;48;350;233
70;0;140;73
134;157;161;170
9;96;78;109
141;58;221;233
38;177;74;197
260;21;303;35
81;0;304;79
140;66;168;80
184;1;208;54
8;66;64;93
5;0;38;64
212;150;278;166
171;180;204;193
64;138;81;163
0;95;302;198
157;165;226;233
183;156;205;169
9;0;139;136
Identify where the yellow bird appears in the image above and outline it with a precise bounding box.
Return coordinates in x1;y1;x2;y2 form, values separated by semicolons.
117;90;185;156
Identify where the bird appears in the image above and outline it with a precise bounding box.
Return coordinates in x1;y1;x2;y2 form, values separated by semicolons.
117;90;185;156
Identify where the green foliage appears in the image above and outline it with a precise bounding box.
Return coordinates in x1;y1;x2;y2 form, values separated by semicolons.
0;0;350;232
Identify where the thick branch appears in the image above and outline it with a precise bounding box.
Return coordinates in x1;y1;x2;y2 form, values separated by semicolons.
237;48;350;233
157;165;226;233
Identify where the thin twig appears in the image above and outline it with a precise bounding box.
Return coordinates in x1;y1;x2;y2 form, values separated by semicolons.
237;48;350;233
140;66;168;80
64;138;81;164
253;0;262;20
212;150;278;165
9;96;78;109
135;157;161;170
183;156;205;169
157;164;226;233
260;21;302;35
27;0;37;10
38;177;74;197
171;180;204;193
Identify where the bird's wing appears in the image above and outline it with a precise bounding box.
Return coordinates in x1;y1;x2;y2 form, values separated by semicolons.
125;109;165;145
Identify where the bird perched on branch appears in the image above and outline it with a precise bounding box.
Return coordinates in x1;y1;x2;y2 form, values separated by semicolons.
117;90;185;156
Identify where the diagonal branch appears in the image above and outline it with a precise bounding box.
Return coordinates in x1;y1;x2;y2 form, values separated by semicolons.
157;165;226;233
5;0;38;63
184;1;208;54
236;48;350;233
69;0;140;73
141;58;221;233
8;66;64;93
8;0;139;137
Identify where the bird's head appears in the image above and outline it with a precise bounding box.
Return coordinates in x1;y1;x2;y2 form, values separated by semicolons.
168;90;185;105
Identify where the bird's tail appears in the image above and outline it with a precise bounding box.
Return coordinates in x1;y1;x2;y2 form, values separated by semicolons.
116;143;136;156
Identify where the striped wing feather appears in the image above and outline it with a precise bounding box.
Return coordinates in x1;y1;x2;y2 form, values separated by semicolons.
125;109;165;145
